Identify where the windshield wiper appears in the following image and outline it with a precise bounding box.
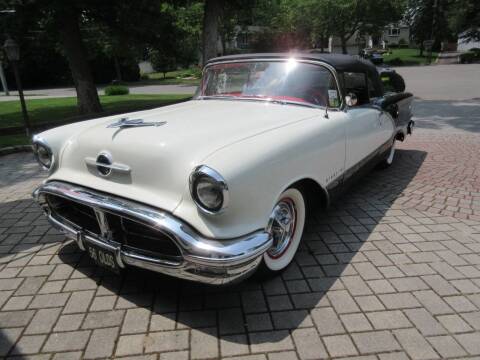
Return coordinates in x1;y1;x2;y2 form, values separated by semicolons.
197;95;318;109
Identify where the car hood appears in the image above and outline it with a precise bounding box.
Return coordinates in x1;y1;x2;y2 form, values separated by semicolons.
50;99;318;212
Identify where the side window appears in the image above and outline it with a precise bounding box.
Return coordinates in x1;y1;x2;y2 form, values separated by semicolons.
343;72;369;105
368;76;380;100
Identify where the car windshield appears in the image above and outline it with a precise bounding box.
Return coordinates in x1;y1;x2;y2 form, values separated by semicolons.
195;60;341;108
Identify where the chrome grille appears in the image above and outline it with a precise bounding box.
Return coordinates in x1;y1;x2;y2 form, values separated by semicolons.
46;194;181;258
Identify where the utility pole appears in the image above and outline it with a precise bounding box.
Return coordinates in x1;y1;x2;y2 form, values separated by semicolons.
427;0;438;65
0;60;8;95
0;10;16;95
4;38;31;136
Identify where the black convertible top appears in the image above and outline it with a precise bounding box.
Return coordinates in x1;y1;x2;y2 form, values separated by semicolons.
207;52;377;75
207;52;384;95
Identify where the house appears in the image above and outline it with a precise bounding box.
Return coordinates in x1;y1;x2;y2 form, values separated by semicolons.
328;22;411;54
381;22;410;47
457;30;480;52
222;26;266;53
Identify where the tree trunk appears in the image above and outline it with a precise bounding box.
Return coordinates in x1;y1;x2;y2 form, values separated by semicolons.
340;36;348;54
56;7;102;115
220;33;226;56
113;55;122;82
320;34;328;52
202;0;223;65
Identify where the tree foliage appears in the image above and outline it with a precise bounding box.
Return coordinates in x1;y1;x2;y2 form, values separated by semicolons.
239;0;405;53
448;0;480;42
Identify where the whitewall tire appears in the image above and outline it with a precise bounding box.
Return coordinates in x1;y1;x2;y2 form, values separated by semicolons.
379;140;396;168
262;187;306;272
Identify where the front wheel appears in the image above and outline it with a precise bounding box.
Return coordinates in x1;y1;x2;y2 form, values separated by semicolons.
261;187;306;273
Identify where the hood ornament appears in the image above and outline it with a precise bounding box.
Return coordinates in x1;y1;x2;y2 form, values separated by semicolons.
107;117;166;129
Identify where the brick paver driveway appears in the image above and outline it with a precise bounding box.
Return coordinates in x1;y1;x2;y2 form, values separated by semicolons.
1;99;480;359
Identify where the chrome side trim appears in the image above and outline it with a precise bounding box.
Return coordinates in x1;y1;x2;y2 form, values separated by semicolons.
33;181;272;285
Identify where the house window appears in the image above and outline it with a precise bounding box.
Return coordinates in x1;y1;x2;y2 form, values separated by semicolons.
388;28;400;36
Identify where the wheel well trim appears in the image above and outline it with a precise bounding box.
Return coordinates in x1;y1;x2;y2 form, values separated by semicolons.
285;177;330;209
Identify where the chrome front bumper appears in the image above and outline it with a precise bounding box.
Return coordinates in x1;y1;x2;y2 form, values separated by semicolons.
33;181;272;285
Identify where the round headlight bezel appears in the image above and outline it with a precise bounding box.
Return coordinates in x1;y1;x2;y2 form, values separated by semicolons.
32;136;54;172
189;165;229;215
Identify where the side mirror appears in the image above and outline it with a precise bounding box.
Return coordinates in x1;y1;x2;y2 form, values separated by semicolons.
345;93;358;107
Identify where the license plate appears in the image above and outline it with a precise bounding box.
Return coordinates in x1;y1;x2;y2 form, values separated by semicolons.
85;242;119;273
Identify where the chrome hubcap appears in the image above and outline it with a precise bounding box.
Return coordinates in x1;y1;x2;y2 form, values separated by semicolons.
267;198;296;258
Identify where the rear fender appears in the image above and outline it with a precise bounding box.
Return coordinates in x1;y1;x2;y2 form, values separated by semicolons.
375;93;413;140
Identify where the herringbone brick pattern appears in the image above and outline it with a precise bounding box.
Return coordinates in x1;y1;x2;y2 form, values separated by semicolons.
1;108;480;359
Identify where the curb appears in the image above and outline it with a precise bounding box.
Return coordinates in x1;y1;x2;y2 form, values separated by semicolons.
0;145;32;156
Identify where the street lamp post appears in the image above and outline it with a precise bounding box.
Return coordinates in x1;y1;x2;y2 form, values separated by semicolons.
0;59;9;95
3;38;30;136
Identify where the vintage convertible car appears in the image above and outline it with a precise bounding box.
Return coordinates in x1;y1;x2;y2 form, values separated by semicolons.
32;53;413;284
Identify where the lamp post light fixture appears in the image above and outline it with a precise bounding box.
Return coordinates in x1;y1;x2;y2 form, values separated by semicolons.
3;38;31;136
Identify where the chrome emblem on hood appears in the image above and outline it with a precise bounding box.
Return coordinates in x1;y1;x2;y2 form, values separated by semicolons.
95;152;113;176
85;151;131;177
107;117;167;129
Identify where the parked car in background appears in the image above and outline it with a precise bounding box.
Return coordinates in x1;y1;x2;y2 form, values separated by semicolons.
360;48;388;65
32;53;414;285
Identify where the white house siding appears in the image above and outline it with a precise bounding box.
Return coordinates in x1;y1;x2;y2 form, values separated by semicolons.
457;36;480;52
138;61;155;74
328;32;369;55
382;26;410;46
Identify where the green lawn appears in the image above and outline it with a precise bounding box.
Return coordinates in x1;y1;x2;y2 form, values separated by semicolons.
0;94;191;148
0;94;191;129
383;48;438;66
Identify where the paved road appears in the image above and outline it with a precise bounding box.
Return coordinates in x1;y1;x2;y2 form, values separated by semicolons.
395;64;480;101
1;96;480;359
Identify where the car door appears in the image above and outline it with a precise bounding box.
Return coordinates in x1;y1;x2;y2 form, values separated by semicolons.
343;72;383;172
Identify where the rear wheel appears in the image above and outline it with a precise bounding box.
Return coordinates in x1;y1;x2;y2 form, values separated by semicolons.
261;187;306;273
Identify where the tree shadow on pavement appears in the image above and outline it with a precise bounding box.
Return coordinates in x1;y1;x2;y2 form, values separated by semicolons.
52;148;427;346
0;198;66;358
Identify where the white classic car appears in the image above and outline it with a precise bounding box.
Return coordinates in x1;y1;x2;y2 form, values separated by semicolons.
33;53;413;284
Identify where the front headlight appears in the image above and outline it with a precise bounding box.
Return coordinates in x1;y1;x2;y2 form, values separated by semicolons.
189;165;229;214
32;136;54;171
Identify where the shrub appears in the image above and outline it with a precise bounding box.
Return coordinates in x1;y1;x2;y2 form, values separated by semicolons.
459;52;479;64
104;85;129;96
468;48;480;60
177;67;202;79
150;50;177;78
398;38;408;48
